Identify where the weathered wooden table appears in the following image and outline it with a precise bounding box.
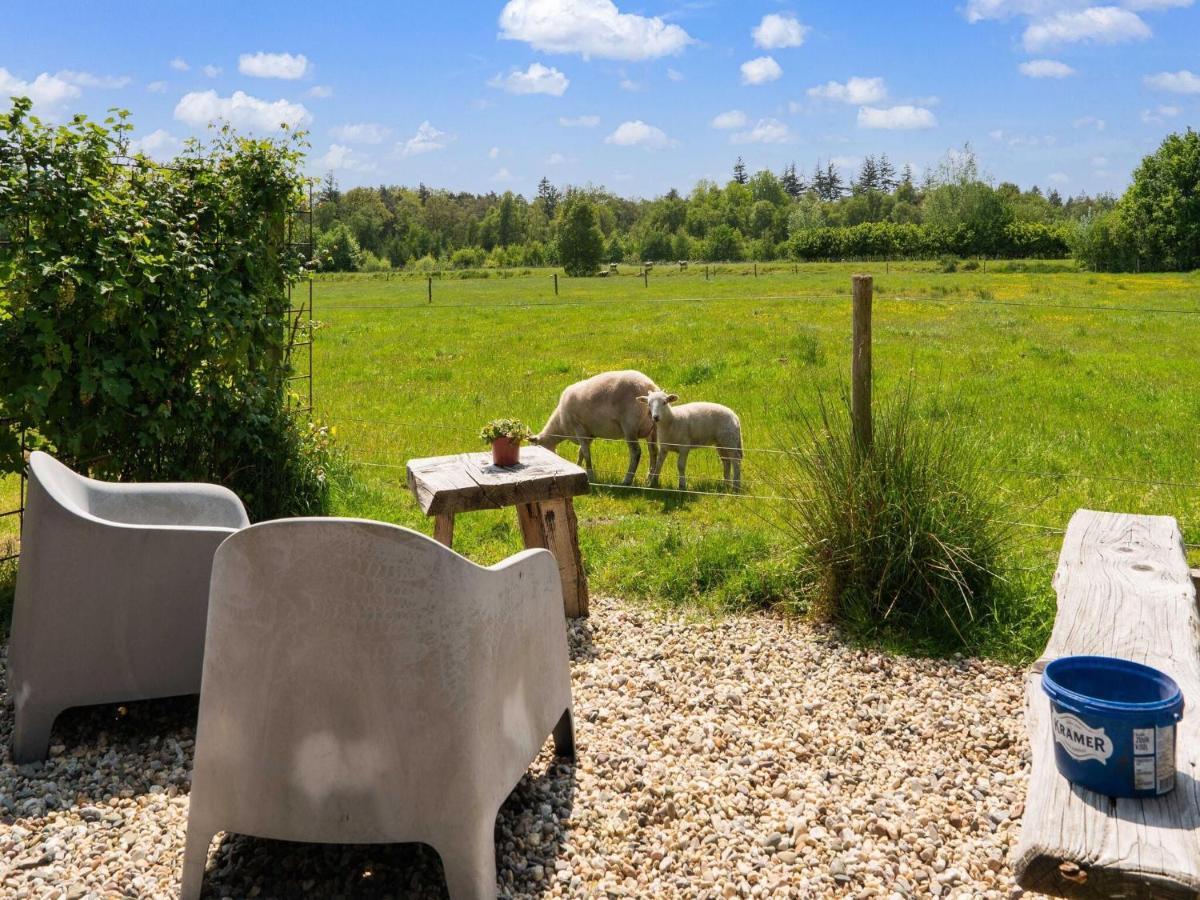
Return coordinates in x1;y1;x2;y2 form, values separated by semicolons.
1013;509;1200;898
406;445;591;617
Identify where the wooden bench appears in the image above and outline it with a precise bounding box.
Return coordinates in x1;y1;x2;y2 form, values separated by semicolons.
406;445;591;618
1013;509;1200;898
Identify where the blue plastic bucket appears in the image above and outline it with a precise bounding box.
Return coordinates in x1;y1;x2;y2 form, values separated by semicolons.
1042;656;1184;798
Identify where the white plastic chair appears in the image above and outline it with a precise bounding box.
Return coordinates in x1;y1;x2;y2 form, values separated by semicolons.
8;451;249;762
181;517;575;900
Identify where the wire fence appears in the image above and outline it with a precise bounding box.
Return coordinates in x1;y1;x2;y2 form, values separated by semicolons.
316;271;1200;554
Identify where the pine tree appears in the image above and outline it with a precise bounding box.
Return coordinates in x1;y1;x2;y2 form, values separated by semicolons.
878;154;898;192
900;163;915;188
780;163;804;199
417;182;430;206
537;176;561;218
733;157;748;185
825;161;845;200
811;159;830;201
855;156;880;194
1047;188;1063;207
318;172;340;204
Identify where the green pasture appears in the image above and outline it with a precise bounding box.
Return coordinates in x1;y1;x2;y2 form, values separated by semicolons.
311;260;1200;662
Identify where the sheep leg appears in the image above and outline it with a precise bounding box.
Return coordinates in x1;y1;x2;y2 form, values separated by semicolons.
676;448;690;492
732;457;742;493
721;453;732;488
648;445;665;488
621;439;641;486
577;439;595;480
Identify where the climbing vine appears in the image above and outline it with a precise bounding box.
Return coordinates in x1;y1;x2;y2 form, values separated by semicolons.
0;97;332;518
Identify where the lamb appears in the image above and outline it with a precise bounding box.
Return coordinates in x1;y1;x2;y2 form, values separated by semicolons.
530;370;659;485
640;390;742;492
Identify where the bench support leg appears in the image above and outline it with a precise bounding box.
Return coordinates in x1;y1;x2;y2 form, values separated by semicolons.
516;499;589;618
433;513;455;548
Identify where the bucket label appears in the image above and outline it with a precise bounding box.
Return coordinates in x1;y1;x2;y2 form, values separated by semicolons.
1133;728;1154;755
1052;712;1113;763
1156;725;1175;794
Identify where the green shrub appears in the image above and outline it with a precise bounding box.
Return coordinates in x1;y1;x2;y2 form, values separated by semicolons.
775;383;1013;652
0;98;331;520
938;255;959;273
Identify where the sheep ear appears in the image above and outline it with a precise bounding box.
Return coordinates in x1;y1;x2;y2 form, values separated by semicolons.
666;394;679;403
637;396;648;404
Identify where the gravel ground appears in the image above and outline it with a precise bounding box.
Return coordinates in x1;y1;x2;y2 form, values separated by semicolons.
0;596;1034;899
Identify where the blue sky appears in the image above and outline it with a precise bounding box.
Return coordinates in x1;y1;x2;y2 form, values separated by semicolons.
3;0;1197;198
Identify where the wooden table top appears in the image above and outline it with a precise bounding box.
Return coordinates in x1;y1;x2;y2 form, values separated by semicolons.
406;445;590;516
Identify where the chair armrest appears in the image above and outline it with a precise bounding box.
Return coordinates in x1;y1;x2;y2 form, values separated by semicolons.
87;481;250;530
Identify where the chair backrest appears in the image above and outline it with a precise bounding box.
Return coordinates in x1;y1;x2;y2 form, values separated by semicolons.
28;451;92;517
194;517;554;838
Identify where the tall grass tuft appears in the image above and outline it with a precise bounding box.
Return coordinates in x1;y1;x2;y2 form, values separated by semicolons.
775;381;1014;653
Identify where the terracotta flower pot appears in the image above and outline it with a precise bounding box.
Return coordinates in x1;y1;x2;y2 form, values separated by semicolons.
491;436;522;467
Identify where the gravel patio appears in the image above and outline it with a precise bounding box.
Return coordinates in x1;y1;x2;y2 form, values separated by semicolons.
0;596;1032;899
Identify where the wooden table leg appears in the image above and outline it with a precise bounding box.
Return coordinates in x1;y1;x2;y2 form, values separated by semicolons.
516;498;588;618
433;513;455;548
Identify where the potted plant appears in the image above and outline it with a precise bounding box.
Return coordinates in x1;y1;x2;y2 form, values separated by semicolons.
480;418;533;467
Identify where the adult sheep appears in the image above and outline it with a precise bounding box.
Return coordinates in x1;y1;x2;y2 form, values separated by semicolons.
640;390;742;492
530;370;659;486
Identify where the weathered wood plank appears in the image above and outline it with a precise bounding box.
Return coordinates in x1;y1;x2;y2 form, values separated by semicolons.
539;498;589;618
433;513;454;548
406;445;589;516
1013;509;1200;899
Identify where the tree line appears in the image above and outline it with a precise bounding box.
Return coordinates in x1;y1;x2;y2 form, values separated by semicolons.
313;131;1199;274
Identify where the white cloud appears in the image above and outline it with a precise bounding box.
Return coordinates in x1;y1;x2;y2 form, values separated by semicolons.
317;144;374;172
174;90;312;130
1023;7;1151;50
56;70;131;89
489;146;501;159
129;129;182;159
667;68;684;82
1049;171;1070;183
618;78;641;92
0;68;80;114
559;114;599;127
604;119;676;149
1019;58;1075;77
752;13;810;49
238;51;310;80
711;109;747;129
399;121;451;157
1072;115;1106;129
330;122;391;144
547;151;567;164
490;62;570;96
170;58;189;72
965;0;1191;22
857;105;937;130
147;81;167;94
308;85;334;98
741;56;782;86
491;167;515;182
1141;103;1181;122
498;0;693;60
201;65;221;79
1145;69;1200;93
807;76;887;104
731;117;790;144
989;129;1057;146
1091;155;1109;167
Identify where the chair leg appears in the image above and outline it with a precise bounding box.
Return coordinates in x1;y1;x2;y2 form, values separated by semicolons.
436;814;499;900
11;702;59;764
553;708;576;759
179;826;215;900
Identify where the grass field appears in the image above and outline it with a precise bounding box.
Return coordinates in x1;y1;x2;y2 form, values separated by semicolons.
310;260;1200;663
5;260;1198;660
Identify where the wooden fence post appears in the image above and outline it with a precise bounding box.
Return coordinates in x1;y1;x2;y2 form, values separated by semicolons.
643;268;648;288
553;273;558;295
852;274;873;452
427;275;432;304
